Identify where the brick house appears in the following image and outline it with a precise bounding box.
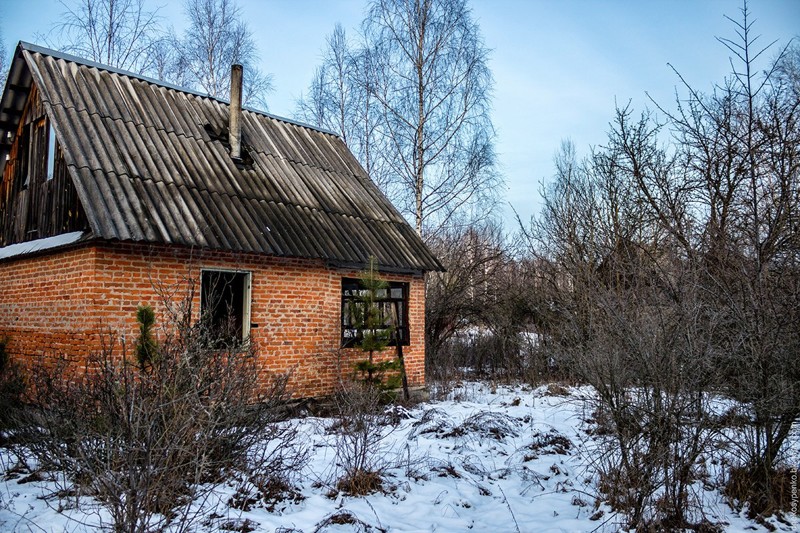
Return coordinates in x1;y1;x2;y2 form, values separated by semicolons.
0;43;442;398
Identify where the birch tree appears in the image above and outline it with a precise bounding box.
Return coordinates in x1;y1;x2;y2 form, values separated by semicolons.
364;0;498;237
300;0;499;237
52;0;162;74
296;26;391;193
177;0;272;108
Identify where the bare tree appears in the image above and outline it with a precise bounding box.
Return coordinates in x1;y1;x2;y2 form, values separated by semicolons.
0;22;7;90
295;25;392;193
664;6;799;513
50;0;162;74
149;30;192;87
176;0;272;109
296;25;353;141
362;0;499;237
528;2;799;521
607;3;800;514
424;222;508;376
529;123;721;529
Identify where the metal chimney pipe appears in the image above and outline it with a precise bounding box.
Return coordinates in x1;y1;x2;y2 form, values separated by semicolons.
229;63;243;161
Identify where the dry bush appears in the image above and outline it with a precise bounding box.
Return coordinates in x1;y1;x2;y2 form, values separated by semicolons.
312;509;385;533
0;337;24;436
724;464;797;518
408;407;455;439
14;308;305;532
231;418;309;514
567;290;719;529
527;430;573;456
442;411;520;441
331;382;396;496
529;115;721;528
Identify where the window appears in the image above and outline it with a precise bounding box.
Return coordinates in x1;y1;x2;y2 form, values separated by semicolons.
18;119;55;188
19;124;30;188
46;123;57;181
200;270;251;344
341;277;409;347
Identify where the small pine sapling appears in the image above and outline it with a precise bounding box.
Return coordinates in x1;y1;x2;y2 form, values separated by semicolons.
135;305;158;370
349;257;400;390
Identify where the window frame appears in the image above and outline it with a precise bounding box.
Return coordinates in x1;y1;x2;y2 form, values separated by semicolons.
200;268;252;343
46;120;58;181
19;123;31;189
341;277;410;348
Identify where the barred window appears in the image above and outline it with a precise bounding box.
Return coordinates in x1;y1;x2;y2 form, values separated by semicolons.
341;277;409;347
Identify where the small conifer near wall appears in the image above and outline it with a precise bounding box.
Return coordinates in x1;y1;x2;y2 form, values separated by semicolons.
135;304;158;370
349;257;408;398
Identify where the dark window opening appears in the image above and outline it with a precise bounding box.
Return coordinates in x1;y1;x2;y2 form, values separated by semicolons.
341;277;409;348
18;119;54;189
19;123;30;189
201;270;251;344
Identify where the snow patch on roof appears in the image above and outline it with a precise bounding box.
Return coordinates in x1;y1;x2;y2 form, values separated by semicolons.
0;231;86;260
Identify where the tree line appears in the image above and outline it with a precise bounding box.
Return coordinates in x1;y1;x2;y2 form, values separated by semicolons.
41;0;272;109
420;3;799;526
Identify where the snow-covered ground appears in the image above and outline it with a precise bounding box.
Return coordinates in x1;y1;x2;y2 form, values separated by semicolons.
0;382;797;532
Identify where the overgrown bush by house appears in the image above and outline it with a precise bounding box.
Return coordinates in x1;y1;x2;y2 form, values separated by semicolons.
0;337;24;435
14;301;307;533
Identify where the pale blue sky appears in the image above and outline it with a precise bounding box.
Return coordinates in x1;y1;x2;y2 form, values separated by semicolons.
1;0;798;227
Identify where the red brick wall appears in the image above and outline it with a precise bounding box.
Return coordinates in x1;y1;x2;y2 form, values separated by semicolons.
0;246;101;374
0;241;426;398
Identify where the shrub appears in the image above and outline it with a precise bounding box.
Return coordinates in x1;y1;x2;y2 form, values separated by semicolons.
0;336;24;434
724;464;797;518
134;304;158;370
17;303;305;532
331;382;393;496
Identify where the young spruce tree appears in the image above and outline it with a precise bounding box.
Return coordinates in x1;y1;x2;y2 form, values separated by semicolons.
349;257;401;391
135;304;158;371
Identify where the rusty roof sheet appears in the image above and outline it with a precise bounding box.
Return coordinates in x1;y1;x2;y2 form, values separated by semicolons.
1;42;441;272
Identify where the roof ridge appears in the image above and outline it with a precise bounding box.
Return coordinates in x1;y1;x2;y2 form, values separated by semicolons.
18;41;341;138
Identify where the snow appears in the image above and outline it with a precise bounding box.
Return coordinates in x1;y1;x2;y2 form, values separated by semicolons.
0;232;86;260
0;382;797;532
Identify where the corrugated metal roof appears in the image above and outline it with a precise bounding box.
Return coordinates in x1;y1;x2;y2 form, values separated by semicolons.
0;42;441;272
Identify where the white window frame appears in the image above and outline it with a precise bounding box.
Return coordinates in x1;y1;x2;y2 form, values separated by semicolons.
46;123;57;181
200;268;252;341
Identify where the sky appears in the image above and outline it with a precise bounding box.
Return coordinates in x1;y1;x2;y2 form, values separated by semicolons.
1;0;799;228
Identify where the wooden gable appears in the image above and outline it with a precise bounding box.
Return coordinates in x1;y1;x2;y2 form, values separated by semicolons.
0;82;88;246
